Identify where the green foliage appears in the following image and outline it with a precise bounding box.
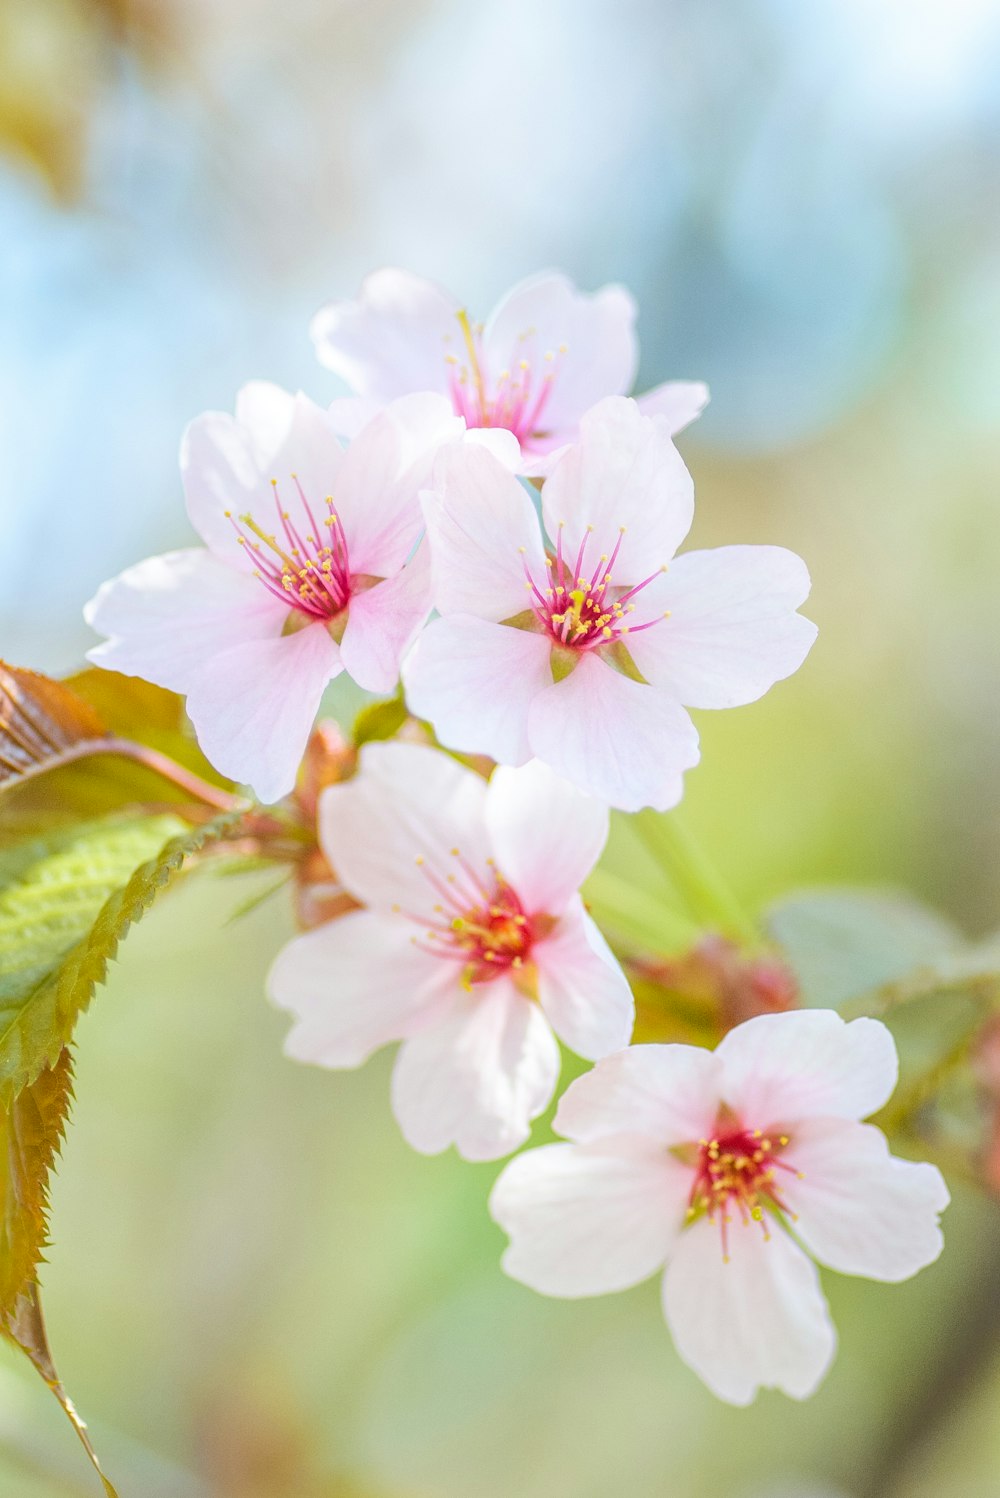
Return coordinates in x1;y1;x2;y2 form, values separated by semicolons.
0;1049;72;1310
353;694;409;747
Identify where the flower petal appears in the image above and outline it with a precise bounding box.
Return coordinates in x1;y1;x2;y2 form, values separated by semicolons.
715;1011;899;1128
484;759;608;914
483;273;638;436
317;739;491;915
554;1043;722;1146
404;616;552;766
338;544;432;695
540;396;694;583
490;1139;689;1296
269;910;455;1068
390;981;560;1160
421;443;547;622
184;622;340;803
625;546;817;708
334;393;464;576
310;267;459;401
783;1117;949;1281
635;379;710;436
84;548;286;694
526;653;700;812
534;896;634;1060
662;1215;837;1405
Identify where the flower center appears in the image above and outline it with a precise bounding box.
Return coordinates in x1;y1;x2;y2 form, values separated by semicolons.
520;523;669;655
687;1125;798;1262
398;849;534;989
227;478;351;623
443;310;566;444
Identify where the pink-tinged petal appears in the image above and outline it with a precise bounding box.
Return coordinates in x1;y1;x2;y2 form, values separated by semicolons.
84;548;286;695
490;1139;690;1296
533;896;634;1060
554;1043;722;1146
335;393;465;575
783;1118;949;1282
318;740;491;915
662;1216;837;1405
625;546;817;709
327;396;385;440
540;397;694;582
421;443;547;621
390;981;560;1160
185;622;340;803
404;617;552;766
339;544;432;695
518;441;571;479
716;1012;899;1129
461;426;523;470
182;387;345;565
310;267;459;401
635;379;710;436
483;760;609;914
483;274;638;436
269;910;455;1068
526;654;700;812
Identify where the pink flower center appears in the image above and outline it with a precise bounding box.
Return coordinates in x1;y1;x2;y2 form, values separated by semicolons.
397;848;535;988
687;1125;798;1261
227;478;351;623
521;523;669;654
444;310;566;445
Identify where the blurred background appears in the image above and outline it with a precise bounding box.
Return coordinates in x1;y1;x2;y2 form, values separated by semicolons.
2;0;1000;1493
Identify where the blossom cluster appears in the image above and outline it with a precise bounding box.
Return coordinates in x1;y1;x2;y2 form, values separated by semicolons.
85;269;948;1404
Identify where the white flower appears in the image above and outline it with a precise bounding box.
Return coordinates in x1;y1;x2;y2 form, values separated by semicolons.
490;1011;949;1404
268;742;634;1161
311;267;708;474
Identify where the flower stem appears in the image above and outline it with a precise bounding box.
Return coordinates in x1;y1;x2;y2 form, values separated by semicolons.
633;809;761;949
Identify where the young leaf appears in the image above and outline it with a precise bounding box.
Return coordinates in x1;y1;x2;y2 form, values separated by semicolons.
0;1048;72;1310
0;810;244;1101
0;662;108;790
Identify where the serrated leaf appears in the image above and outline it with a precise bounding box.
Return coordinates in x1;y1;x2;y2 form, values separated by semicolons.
0;810;244;1101
0;662;108;792
766;887;964;1010
0;1049;72;1309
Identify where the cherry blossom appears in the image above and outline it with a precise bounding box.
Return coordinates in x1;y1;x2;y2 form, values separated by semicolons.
310;267;709;474
490;1010;949;1404
84;384;487;803
404;396;817;811
268;741;634;1161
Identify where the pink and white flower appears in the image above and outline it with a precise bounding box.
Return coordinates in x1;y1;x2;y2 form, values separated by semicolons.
404;396;817;812
490;1011;949;1405
311;267;709;475
268;741;634;1161
84;384;481;804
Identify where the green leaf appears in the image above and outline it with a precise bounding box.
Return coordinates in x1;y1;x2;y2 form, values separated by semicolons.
0;1049;72;1310
583;867;700;955
766;887;965;1010
0;810;243;1101
352;694;408;747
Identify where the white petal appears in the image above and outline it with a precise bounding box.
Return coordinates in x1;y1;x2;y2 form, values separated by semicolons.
783;1118;949;1281
335;393;464;576
526;653;700;812
662;1216;837;1405
404;616;552;766
554;1043;722;1145
269;910;455;1068
635;379;710;436
390;981;560;1160
483;273;638;435
318;739;491;915
625;546;817;709
716;1011;899;1128
421;443;547;622
540;396;693;584
184;622;340;803
490;1139;689;1296
182;388;345;564
534;897;634;1060
327;395;385;440
84;548;285;694
338;545;432;695
484;760;608;915
310;267;459;401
